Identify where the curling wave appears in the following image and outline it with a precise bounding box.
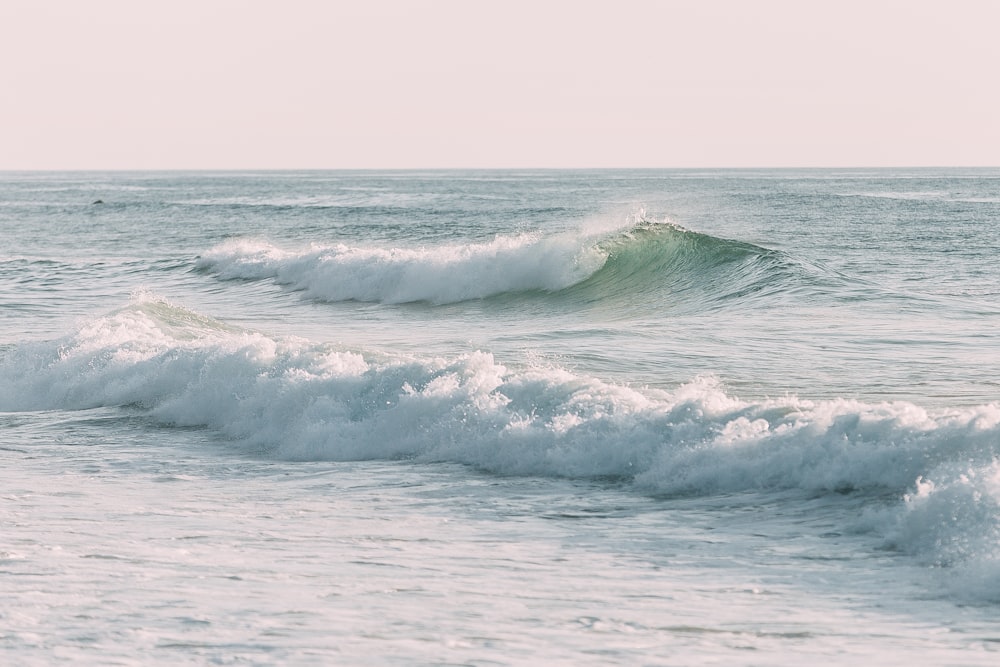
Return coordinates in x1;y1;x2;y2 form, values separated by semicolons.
195;220;846;310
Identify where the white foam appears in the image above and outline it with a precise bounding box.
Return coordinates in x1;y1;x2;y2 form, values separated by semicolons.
887;461;1000;602
195;234;608;304
3;298;1000;599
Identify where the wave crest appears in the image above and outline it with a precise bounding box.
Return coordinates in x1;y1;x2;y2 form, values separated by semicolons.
196;219;845;313
3;298;997;493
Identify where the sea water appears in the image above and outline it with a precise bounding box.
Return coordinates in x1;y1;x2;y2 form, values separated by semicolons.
1;169;999;665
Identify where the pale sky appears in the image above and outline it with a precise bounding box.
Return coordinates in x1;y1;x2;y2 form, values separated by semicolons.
2;0;998;169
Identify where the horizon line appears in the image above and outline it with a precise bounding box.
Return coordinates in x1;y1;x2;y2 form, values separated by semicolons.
2;165;998;173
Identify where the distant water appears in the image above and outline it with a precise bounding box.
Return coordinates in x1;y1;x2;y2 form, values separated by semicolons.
2;169;999;665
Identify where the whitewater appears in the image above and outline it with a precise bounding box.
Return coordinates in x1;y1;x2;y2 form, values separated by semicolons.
2;169;999;665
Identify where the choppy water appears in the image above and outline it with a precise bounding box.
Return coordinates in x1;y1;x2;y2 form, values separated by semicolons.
2;169;999;665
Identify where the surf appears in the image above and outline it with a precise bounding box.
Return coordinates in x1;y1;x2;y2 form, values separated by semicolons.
195;230;606;304
195;217;852;315
3;296;1000;600
5;296;995;492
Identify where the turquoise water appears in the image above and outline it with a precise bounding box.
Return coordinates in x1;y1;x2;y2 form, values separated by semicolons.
2;170;999;664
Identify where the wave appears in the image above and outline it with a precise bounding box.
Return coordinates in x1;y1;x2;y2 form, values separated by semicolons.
565;220;836;313
195;231;606;304
2;297;999;600
194;219;844;310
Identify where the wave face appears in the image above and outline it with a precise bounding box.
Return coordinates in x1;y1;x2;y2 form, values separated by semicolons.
195;220;841;311
568;221;838;312
4;297;999;600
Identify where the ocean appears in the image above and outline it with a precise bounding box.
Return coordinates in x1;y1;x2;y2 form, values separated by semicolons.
2;169;999;665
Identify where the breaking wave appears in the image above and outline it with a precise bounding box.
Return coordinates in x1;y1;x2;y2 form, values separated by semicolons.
2;296;999;600
195;220;847;311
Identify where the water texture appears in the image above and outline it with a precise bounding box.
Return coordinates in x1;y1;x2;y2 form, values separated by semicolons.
2;169;999;665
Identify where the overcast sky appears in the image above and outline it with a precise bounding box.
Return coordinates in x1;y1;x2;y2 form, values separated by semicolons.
2;0;997;169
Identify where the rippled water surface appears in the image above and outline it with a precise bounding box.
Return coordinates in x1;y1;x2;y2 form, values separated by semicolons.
2;169;999;665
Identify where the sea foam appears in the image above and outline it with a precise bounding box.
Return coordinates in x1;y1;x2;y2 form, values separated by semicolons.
3;298;1000;599
196;233;607;304
3;298;998;491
